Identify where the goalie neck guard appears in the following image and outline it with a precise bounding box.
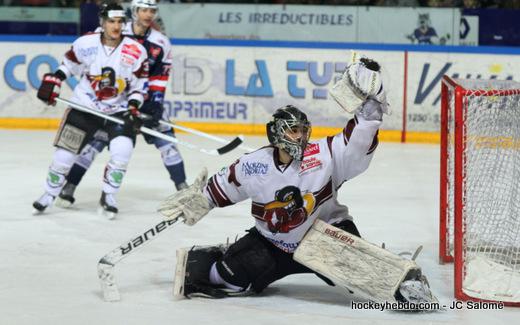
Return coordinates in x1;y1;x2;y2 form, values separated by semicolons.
266;105;311;162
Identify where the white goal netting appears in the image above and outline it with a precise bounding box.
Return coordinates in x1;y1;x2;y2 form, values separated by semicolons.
444;78;520;303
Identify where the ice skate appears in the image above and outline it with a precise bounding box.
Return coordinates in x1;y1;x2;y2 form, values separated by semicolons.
55;183;76;208
99;192;118;220
32;192;55;215
175;181;188;191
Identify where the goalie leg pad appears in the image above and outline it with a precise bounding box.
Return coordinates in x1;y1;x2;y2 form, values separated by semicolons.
294;219;424;303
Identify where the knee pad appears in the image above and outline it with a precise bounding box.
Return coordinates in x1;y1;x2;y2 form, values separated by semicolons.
109;136;133;163
216;229;276;293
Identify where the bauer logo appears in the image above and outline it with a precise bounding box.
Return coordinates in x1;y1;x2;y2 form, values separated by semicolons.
324;228;355;245
120;219;176;255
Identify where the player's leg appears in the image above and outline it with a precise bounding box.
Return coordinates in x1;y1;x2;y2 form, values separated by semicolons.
101;119;137;219
56;130;109;207
174;227;314;298
33;109;99;213
143;129;187;191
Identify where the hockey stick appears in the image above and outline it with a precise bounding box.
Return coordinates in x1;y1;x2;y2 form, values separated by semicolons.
136;112;254;154
97;218;180;302
159;120;254;153
55;98;234;156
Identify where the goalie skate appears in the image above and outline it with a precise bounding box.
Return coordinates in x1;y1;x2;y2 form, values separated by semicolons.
173;245;227;299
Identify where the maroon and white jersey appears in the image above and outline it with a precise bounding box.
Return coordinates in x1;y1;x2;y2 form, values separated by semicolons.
58;33;149;114
203;116;381;253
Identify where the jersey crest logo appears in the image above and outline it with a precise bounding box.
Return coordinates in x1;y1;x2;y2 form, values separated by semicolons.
262;186;315;233
89;67;126;100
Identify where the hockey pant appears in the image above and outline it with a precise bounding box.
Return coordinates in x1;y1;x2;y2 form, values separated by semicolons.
209;220;360;294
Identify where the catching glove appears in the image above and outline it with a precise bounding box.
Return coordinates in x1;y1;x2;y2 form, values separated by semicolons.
157;168;211;226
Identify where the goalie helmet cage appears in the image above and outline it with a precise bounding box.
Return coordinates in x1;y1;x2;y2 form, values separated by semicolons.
439;75;520;306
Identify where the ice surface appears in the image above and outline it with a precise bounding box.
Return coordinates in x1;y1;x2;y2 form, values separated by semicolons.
1;129;518;325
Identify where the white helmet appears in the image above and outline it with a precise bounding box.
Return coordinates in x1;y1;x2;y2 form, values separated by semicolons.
131;0;158;20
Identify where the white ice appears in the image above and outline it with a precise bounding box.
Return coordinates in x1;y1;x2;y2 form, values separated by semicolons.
1;129;518;325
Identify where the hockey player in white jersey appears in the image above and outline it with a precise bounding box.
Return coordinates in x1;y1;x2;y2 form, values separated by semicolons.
56;0;188;209
158;56;437;307
32;1;149;219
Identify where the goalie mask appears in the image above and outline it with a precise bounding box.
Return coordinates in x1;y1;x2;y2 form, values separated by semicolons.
266;105;311;162
330;53;389;114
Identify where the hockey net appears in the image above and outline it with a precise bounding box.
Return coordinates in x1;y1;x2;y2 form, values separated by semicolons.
439;76;520;305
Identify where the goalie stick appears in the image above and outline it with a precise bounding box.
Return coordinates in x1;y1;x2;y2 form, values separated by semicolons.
97;218;180;302
55;98;241;156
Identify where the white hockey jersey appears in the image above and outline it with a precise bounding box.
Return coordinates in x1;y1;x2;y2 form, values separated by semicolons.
203;116;381;253
58;33;149;114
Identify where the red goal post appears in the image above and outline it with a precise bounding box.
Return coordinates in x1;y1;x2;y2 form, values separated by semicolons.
439;75;520;306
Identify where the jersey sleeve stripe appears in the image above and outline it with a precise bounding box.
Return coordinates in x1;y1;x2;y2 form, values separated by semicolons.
312;179;333;213
366;130;379;155
207;175;233;207
342;117;357;145
149;75;169;81
64;47;81;64
251;202;264;219
326;136;334;157
149;85;166;92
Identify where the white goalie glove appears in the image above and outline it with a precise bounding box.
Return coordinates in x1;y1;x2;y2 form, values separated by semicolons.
330;51;390;116
158;168;212;226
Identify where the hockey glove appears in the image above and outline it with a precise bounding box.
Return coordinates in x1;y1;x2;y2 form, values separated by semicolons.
139;101;163;128
37;72;63;105
158;168;211;226
122;100;147;132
